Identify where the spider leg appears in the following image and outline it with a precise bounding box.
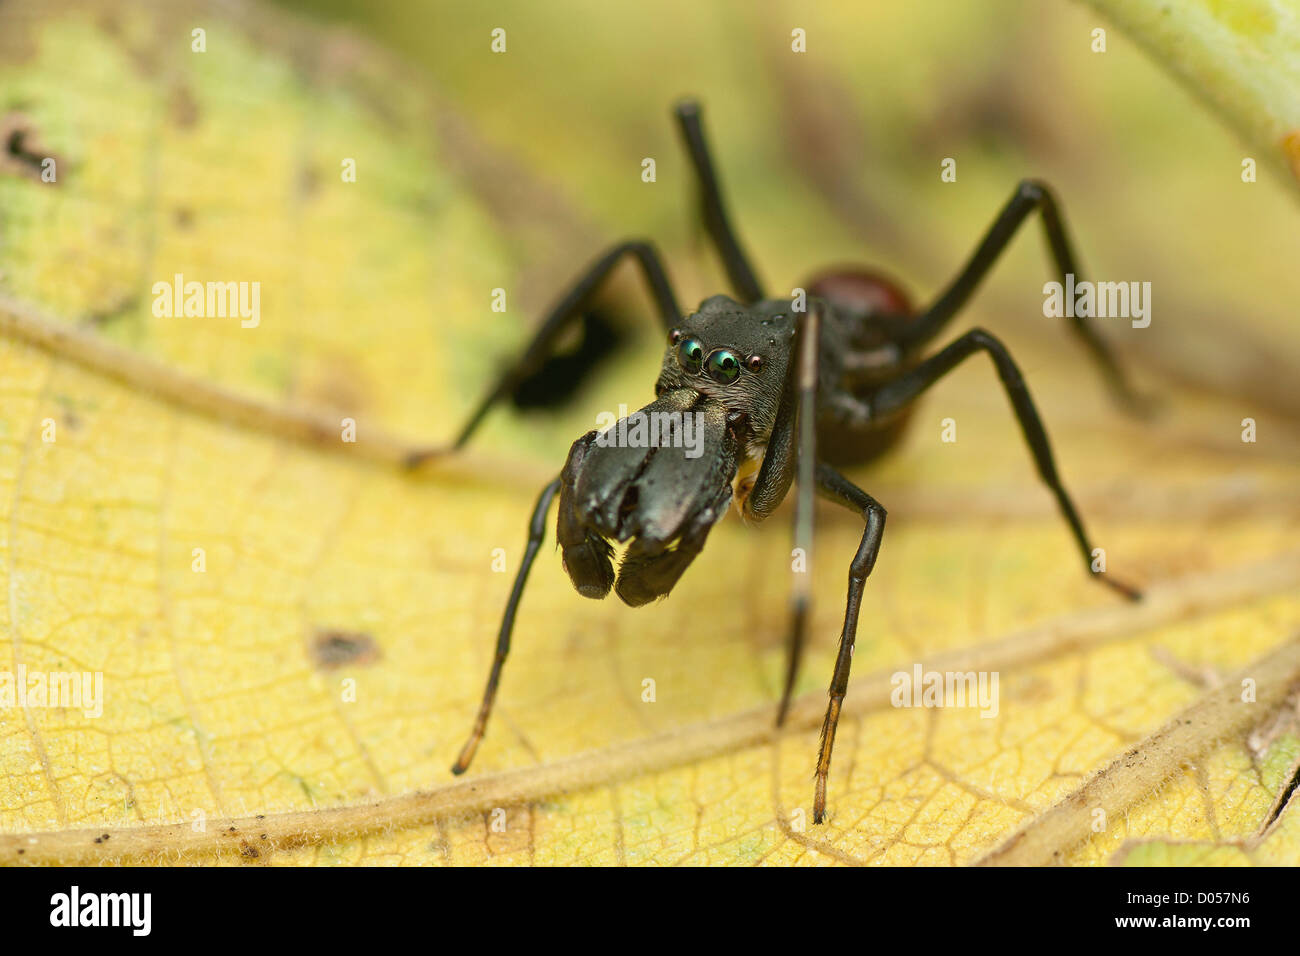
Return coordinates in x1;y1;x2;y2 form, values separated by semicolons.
408;240;682;464
450;475;561;774
873;327;1142;600
743;302;824;728
810;464;886;825
900;179;1150;415
673;100;765;304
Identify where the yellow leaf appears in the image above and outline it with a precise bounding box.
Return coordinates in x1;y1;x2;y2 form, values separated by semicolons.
1;0;1298;866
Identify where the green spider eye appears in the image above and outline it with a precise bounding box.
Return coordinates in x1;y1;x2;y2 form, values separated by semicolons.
705;348;741;385
676;335;704;373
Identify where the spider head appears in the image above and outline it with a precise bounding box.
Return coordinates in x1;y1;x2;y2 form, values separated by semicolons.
657;295;794;442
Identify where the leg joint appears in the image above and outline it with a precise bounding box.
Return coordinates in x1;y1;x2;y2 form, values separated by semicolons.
615;238;658;259
964;327;1025;386
1016;178;1052;205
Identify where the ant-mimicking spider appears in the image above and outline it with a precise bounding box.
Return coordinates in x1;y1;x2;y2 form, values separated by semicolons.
412;100;1147;823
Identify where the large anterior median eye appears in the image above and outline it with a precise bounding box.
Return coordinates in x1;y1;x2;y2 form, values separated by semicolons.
705;348;741;385
676;335;704;373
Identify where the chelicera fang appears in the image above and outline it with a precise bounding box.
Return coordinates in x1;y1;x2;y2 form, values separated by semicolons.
414;100;1146;823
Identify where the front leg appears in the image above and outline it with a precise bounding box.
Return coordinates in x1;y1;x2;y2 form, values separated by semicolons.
743;302;824;726
811;464;886;824
451;475;562;774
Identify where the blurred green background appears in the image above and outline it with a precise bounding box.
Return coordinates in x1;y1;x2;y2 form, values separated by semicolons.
274;0;1300;448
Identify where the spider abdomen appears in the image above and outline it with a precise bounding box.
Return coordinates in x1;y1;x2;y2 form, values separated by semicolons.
804;268;923;466
806;266;913;341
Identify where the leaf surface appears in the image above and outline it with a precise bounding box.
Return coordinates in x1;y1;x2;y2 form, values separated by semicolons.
1;0;1298;865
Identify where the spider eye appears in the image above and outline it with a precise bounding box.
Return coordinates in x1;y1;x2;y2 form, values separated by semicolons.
705;348;741;385
676;336;704;373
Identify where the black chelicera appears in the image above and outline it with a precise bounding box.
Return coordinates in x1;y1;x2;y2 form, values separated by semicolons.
416;100;1146;823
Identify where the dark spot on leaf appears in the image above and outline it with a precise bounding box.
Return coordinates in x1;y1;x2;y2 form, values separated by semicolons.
169;84;199;129
82;293;140;330
0;113;58;182
311;628;381;670
297;163;320;200
96;12;160;76
174;207;194;229
54;395;82;432
293;357;371;419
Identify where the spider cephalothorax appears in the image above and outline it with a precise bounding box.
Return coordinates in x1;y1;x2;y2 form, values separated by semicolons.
656;295;794;437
